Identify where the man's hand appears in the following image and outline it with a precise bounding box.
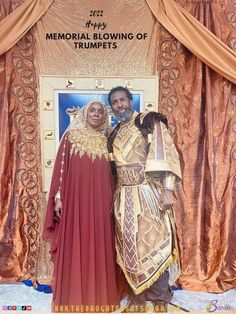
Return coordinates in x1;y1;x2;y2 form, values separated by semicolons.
160;189;174;210
54;199;62;220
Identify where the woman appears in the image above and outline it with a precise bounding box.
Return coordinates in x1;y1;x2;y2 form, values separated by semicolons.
43;101;120;312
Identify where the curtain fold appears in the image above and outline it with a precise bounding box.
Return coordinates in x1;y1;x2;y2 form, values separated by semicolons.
158;0;236;292
0;0;54;56
146;0;236;83
0;0;235;289
0;0;42;283
1;0;235;81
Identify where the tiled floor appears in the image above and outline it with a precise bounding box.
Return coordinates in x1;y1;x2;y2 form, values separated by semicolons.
0;284;236;312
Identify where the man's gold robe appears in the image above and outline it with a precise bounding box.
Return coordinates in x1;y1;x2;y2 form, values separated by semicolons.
112;112;182;294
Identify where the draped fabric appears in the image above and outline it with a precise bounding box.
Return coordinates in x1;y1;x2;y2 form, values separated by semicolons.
146;0;236;83
43;130;120;310
36;193;53;284
0;1;42;283
158;0;236;292
1;0;235;82
0;0;54;56
0;0;235;292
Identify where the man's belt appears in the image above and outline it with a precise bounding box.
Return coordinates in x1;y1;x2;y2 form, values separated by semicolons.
116;163;146;186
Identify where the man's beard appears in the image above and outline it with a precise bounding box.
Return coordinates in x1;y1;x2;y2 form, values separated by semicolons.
114;107;133;122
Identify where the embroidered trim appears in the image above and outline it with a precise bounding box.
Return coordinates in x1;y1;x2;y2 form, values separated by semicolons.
116;248;178;295
68;128;109;161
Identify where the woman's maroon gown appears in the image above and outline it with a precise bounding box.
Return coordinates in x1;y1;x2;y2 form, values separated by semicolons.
43;130;120;311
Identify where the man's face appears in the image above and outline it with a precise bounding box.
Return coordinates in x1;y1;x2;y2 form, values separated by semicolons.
110;90;133;122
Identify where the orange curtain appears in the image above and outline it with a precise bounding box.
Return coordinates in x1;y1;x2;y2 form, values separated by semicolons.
146;0;236;83
0;1;42;283
1;0;235;82
158;0;236;292
0;0;54;56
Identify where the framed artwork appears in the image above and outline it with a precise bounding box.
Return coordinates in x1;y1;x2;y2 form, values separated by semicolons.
55;90;143;143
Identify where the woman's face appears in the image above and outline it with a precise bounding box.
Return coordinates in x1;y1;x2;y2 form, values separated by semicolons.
86;102;106;131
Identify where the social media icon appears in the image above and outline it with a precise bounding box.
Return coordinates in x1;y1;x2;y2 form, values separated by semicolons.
26;306;32;311
22;306;26;311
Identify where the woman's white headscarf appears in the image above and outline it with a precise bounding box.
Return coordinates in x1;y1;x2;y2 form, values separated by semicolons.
66;100;109;132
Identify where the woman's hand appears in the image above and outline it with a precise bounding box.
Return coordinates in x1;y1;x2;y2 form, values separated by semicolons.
54;199;62;220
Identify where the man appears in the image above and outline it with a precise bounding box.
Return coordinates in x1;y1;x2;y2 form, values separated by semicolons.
107;86;182;312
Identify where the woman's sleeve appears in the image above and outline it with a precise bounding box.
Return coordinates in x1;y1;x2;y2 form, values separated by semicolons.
43;132;70;242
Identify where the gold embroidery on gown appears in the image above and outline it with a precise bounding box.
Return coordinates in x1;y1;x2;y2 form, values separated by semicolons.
68;128;109;161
